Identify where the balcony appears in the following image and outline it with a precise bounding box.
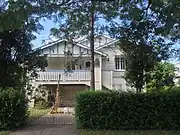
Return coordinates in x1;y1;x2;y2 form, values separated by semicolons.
36;70;91;85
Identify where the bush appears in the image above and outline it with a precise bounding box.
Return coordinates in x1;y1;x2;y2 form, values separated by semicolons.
75;90;180;130
0;87;28;130
34;98;51;110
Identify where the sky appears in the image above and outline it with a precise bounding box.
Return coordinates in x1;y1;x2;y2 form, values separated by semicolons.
31;18;108;48
31;18;179;63
31;19;59;48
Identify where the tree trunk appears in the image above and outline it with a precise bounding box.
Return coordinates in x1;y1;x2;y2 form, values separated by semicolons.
55;74;61;113
90;1;95;90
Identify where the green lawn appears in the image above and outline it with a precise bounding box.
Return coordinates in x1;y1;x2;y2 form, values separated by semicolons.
79;130;180;135
0;131;9;135
28;108;51;122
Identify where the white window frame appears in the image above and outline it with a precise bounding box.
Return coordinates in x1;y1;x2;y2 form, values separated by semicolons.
114;55;126;71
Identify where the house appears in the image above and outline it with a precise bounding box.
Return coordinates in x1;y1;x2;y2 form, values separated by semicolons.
29;35;127;106
175;63;180;86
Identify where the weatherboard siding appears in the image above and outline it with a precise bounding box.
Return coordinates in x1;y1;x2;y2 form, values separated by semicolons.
100;46;123;71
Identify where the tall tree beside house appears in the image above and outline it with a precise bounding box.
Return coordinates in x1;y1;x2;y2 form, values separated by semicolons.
0;0;73;88
107;0;178;93
50;0;120;90
118;41;158;93
0;29;48;88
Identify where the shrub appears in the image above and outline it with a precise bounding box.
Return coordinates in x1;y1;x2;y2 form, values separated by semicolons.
75;90;180;130
0;87;28;130
34;98;51;110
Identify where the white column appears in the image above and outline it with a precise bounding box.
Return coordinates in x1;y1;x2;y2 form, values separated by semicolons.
99;56;102;90
94;55;101;90
110;71;113;89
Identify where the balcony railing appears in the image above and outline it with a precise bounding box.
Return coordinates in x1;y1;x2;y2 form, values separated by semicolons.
36;70;91;82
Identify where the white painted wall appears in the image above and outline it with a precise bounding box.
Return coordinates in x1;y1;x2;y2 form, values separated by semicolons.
41;41;92;57
102;71;112;89
100;44;127;90
81;35;114;48
46;57;93;70
58;42;65;54
102;71;126;90
46;57;65;70
175;63;180;86
38;35;128;90
100;46;124;71
113;71;126;90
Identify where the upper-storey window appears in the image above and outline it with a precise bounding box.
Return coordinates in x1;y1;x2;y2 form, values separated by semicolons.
115;56;126;70
84;61;91;70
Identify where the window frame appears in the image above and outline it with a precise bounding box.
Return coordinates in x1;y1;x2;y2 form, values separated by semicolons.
114;55;126;71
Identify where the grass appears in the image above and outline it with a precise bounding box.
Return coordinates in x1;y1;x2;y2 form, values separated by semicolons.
28;107;51;122
79;130;180;135
0;131;9;135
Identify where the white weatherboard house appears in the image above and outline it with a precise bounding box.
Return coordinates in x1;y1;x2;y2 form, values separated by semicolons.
30;35;126;106
175;63;180;86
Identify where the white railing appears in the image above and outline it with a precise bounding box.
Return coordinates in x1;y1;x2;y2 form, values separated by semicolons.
36;70;91;82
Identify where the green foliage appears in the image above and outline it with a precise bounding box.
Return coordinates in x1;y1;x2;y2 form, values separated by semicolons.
146;62;175;93
0;0;74;88
110;0;177;93
0;29;48;88
79;130;180;135
34;98;51;110
50;0;120;89
51;1;119;39
75;90;180;130
0;0;72;32
0;131;9;135
0;87;28;130
119;41;158;93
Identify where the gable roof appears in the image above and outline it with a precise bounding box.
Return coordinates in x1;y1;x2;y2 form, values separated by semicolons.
77;34;114;44
95;40;118;50
77;34;117;49
35;38;108;57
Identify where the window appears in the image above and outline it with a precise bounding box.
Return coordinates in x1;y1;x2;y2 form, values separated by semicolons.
115;56;125;70
85;61;91;69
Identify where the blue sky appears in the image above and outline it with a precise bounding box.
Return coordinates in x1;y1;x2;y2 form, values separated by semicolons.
32;18;179;63
31;19;59;48
31;18;108;48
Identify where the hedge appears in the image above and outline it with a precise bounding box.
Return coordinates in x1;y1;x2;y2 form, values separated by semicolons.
0;87;28;130
75;90;180;130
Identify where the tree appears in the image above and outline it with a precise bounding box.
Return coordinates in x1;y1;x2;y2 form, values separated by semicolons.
115;20;173;93
0;29;48;88
119;40;159;93
0;0;72;32
107;0;177;93
0;0;75;89
146;62;175;92
50;0;120;90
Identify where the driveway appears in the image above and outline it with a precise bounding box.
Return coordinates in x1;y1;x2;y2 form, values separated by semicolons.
10;111;77;135
10;125;78;135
